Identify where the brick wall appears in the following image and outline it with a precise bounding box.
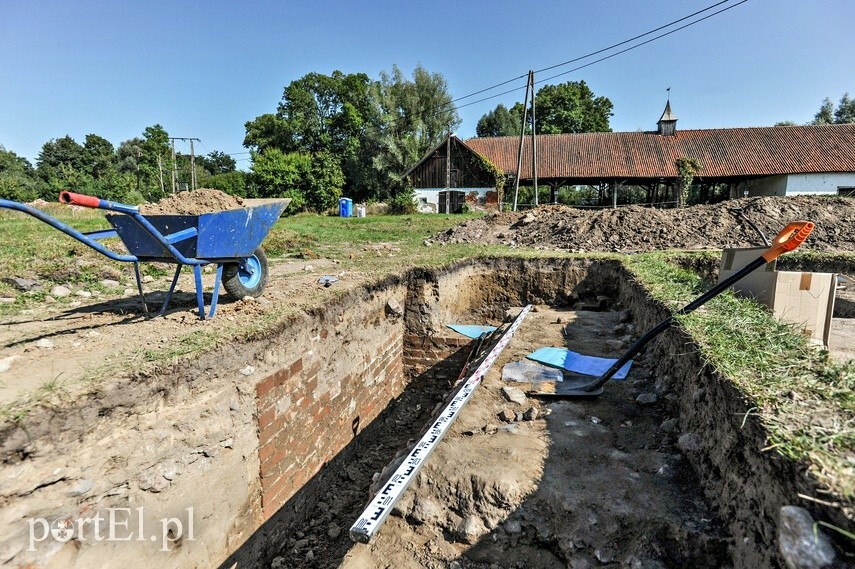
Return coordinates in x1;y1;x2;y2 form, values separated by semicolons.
403;334;474;375
255;329;405;520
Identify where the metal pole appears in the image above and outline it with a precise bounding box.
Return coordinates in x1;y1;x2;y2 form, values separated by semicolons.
513;71;532;212
190;139;197;191
531;71;538;207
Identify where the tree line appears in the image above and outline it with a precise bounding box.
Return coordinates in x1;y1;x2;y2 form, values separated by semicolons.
0;125;242;204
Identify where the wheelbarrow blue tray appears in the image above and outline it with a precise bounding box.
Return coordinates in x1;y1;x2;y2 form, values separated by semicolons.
107;201;287;262
526;347;633;380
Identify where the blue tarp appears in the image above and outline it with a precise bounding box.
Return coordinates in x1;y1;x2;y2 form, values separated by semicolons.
526;347;632;380
446;324;498;339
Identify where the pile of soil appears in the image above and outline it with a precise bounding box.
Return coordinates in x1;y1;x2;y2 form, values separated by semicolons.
433;196;855;253
138;188;243;215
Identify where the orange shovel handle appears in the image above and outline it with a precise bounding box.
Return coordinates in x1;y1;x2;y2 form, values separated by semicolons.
761;221;814;262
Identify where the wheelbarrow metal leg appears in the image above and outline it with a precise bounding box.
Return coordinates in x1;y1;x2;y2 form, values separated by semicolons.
133;262;148;316
207;264;224;319
159;265;183;317
193;265;206;320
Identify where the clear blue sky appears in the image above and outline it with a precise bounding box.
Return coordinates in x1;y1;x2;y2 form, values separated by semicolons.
1;0;853;169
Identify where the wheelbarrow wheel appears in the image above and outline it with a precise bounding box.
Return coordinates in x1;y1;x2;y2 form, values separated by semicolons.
223;247;269;299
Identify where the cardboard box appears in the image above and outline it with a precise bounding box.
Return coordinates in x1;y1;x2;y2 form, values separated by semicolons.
719;248;837;345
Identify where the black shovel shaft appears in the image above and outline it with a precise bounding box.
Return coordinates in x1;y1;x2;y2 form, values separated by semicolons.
578;255;767;392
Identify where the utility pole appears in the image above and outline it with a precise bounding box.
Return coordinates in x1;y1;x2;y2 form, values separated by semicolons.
445;130;451;214
190;139;197;191
531;71;538;207
512;71;532;212
170;139;177;194
169;137;201;192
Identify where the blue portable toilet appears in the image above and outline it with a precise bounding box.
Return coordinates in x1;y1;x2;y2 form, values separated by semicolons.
339;198;353;217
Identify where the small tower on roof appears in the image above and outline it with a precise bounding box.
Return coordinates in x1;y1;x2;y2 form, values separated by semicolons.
657;90;677;136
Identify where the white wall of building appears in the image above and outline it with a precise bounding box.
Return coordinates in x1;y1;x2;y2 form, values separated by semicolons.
745;173;855;197
414;187;493;213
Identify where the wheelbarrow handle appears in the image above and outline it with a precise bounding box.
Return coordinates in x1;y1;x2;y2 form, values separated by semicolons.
59;191;139;215
761;221;814;262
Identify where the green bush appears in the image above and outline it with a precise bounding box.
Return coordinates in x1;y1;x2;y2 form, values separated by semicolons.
388;187;417;214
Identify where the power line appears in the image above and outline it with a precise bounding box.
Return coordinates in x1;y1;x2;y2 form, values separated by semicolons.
447;0;748;112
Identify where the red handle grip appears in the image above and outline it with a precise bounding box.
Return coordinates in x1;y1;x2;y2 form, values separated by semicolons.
59;191;101;208
761;221;814;262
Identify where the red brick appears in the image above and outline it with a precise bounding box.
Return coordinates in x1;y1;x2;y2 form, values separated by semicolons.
256;375;275;399
258;407;275;431
289;358;303;377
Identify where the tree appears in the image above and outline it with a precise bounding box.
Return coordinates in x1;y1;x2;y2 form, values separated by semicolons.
476;104;522;137
0;145;44;201
36;135;87;187
202;151;237;174
83;134;117;180
534;80;613;134
811;93;855;125
139;124;172;198
250;148;310;211
366;64;460;198
476;80;613;136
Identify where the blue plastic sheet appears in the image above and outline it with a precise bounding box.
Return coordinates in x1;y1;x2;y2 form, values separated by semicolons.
526;347;632;380
446;324;498;339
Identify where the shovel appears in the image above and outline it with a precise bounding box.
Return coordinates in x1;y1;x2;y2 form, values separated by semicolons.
530;221;815;398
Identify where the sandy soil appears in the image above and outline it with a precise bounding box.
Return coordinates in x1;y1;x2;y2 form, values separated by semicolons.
138;188;244;215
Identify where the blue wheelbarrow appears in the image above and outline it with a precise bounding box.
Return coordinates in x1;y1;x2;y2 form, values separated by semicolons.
0;192;290;319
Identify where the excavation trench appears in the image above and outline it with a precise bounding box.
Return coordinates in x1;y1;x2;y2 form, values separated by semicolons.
1;258;848;569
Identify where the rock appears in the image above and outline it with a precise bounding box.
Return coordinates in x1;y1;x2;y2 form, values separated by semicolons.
411;496;443;525
385;298;403;318
501;385;527;405
142;275;155;283
43;295;55;303
659;418;679;433
303;264;314;272
75;290;92;298
458;514;487;544
305;550;314;562
271;557;287;569
0;297;16;304
498;407;516;423
0;355;20;373
677;433;701;453
450;562;463;569
67;478;94;497
99;279;121;289
36;338;55;349
778;506;837;569
327;523;341;539
229;399;240;412
636;393;658;405
240;365;255;376
523;407;539;421
242;295;257;303
504;519;523;535
50;285;72;298
595;547;616;563
619;310;632;323
590;416;602;424
515;412;524;422
3;277;41;291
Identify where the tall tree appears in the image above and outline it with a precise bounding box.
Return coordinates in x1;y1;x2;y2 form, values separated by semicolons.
476;104;522;137
0;145;44;201
36;135;87;186
476;80;613;136
367;64;460;198
812;93;855;125
533;80;613;134
83;134;117;180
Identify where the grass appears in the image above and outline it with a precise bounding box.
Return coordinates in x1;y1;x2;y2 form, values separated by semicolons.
627;253;855;501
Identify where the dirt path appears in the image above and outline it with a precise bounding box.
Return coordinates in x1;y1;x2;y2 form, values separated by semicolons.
268;306;730;568
0;258;359;406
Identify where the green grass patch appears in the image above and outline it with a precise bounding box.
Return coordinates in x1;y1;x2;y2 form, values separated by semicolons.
628;253;855;500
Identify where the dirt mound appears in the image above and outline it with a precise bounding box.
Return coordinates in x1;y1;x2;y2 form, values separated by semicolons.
138;188;243;215
433;196;855;252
